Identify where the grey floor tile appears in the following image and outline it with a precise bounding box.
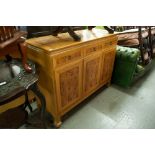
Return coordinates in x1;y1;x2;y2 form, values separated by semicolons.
61;105;116;129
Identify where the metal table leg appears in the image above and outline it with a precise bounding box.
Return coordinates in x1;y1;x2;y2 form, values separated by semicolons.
30;83;46;128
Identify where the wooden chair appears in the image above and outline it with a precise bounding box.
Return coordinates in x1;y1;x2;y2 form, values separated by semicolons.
0;26;32;72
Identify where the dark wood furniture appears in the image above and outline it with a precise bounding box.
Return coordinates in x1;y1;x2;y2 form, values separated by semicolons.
0;26;32;72
26;26;83;41
0;59;46;128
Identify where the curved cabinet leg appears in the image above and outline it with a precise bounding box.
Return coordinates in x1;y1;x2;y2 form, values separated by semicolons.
31;83;46;128
54;116;62;128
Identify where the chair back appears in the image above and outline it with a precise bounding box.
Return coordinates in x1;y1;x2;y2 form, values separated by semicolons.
0;26;17;43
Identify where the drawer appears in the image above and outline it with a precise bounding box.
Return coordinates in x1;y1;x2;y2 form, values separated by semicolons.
102;37;118;49
84;42;103;56
53;48;83;68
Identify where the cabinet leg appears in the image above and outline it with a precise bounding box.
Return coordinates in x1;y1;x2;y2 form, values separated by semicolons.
54;116;62;128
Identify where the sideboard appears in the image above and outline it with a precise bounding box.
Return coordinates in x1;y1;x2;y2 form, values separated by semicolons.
26;28;118;127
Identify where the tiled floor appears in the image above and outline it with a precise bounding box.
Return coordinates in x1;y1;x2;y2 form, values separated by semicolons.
24;60;155;129
60;61;155;129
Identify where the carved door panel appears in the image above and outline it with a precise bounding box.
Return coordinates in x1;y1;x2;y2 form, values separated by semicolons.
100;48;116;84
83;53;102;96
55;60;82;111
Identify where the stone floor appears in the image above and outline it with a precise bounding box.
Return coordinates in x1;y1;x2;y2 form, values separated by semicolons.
23;60;155;129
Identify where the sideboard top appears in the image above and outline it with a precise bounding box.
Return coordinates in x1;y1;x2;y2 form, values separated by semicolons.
26;28;117;53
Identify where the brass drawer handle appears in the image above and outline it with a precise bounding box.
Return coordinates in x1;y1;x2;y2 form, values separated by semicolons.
109;41;113;45
67;55;72;60
87;47;97;53
93;47;97;51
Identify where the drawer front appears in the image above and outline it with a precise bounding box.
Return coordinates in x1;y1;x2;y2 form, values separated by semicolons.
102;37;118;49
84;42;103;56
53;48;83;68
84;36;117;56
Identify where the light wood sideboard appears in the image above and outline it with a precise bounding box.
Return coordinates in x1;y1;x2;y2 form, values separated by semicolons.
26;28;118;127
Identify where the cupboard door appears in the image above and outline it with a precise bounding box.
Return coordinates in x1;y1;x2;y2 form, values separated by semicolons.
83;53;102;96
55;60;82;111
100;48;116;84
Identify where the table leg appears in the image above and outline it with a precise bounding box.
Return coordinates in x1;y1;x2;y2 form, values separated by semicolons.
31;83;46;128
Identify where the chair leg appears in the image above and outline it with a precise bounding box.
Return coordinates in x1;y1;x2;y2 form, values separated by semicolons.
30;83;46;128
18;42;32;73
52;26;63;36
67;26;81;41
104;26;114;34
